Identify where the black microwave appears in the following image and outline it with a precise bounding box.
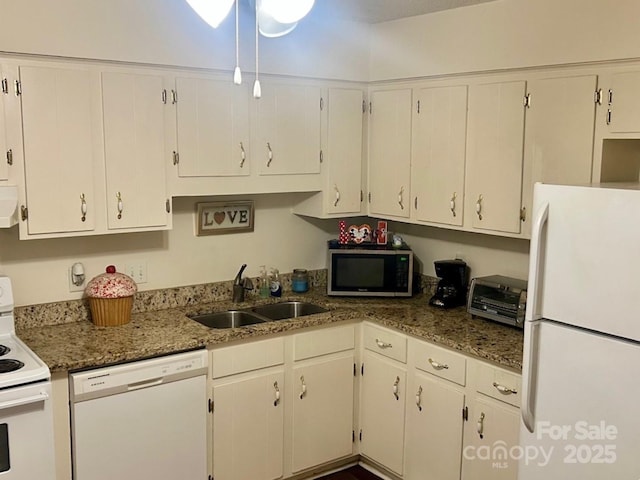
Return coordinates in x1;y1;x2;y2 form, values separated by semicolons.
327;242;414;297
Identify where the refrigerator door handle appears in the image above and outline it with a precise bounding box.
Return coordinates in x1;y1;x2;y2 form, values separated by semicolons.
521;319;540;433
526;201;549;322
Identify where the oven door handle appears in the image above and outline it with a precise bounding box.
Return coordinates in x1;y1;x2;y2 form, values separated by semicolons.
0;392;49;410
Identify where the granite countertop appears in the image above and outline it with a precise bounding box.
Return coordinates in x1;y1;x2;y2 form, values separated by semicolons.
16;288;524;373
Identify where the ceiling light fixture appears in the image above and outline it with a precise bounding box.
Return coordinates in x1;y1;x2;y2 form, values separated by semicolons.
185;0;235;28
260;0;315;24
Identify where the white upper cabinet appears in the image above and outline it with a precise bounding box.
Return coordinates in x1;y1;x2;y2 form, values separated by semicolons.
256;82;321;176
324;87;364;215
605;71;640;133
101;71;170;230
465;80;526;235
411;85;467;226
175;75;251;177
368;88;412;219
521;74;597;234
0;66;9;181
19;64;98;235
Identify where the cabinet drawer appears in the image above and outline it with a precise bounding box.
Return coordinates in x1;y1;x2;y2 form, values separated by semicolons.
293;324;355;361
211;337;285;378
475;361;521;407
411;339;466;386
363;323;407;363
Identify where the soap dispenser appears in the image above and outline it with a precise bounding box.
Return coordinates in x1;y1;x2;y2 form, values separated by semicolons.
270;268;282;297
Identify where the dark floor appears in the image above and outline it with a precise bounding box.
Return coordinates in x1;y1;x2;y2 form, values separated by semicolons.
316;465;383;480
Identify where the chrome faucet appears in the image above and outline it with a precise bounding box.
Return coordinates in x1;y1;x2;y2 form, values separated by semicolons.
232;264;253;302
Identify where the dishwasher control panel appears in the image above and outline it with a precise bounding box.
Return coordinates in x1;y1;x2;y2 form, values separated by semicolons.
70;349;207;401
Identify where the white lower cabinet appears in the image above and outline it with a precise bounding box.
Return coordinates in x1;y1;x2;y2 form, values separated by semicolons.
209;324;357;480
359;324;408;476
211;337;286;480
404;339;466;480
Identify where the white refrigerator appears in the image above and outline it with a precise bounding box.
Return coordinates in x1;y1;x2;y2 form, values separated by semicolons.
519;183;640;479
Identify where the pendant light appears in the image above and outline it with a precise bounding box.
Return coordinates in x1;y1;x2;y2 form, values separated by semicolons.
233;0;242;84
253;0;262;99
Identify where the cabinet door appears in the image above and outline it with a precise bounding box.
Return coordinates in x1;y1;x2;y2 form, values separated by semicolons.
325;87;364;214
368;88;412;218
0;67;8;181
461;395;520;480
19;65;97;234
256;83;321;175
175;75;250;177
360;350;407;476
521;75;597;234
607;71;640;133
291;353;354;473
405;371;465;480
466;81;526;234
412;85;467;226
213;369;284;480
101;71;169;230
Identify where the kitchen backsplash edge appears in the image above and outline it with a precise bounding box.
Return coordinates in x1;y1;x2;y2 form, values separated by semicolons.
15;271;438;330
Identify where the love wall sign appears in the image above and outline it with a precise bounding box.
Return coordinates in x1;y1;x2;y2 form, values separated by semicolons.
195;201;255;236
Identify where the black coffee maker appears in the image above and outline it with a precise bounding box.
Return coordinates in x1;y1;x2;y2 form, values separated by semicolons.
429;259;469;308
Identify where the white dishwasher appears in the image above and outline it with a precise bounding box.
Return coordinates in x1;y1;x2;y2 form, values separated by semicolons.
70;349;208;480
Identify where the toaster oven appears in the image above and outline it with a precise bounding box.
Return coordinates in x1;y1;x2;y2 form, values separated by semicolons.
467;275;527;328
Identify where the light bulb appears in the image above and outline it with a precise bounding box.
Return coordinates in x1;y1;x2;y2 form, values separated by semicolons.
186;0;235;28
260;0;315;24
253;79;262;99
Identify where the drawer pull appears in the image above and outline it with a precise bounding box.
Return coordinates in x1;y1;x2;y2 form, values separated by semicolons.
493;382;517;395
393;376;400;401
299;376;307;400
415;385;423;411
428;358;449;370
375;339;392;349
273;381;280;407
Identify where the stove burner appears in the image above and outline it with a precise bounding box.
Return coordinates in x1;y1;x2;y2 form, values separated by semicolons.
0;345;9;356
0;359;24;373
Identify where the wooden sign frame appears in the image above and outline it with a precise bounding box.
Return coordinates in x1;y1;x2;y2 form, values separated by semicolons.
195;201;255;236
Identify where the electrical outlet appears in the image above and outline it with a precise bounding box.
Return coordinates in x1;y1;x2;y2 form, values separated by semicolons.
125;261;147;284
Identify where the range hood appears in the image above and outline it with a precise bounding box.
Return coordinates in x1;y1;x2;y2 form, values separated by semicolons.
0;186;18;228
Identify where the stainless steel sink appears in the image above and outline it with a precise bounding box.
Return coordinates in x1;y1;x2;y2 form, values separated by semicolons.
189;310;267;329
248;301;329;321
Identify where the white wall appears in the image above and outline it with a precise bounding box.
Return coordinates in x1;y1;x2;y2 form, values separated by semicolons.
369;0;640;80
0;195;336;306
0;0;370;81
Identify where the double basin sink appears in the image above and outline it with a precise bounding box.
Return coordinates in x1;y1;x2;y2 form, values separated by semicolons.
189;301;329;329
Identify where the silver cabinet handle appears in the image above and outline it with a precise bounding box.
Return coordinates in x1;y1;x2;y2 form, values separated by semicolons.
266;142;273;167
239;142;246;168
273;381;280;407
477;412;485;438
398;186;404;210
415;385;423;411
493;382;518;395
116;192;123;220
393;376;400;400
375;339;392;349
80;193;87;222
428;358;449;370
450;192;457;217
299;376;307;400
476;194;483;220
333;185;341;207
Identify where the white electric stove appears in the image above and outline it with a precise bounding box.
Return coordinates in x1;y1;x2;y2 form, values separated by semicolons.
0;275;54;479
